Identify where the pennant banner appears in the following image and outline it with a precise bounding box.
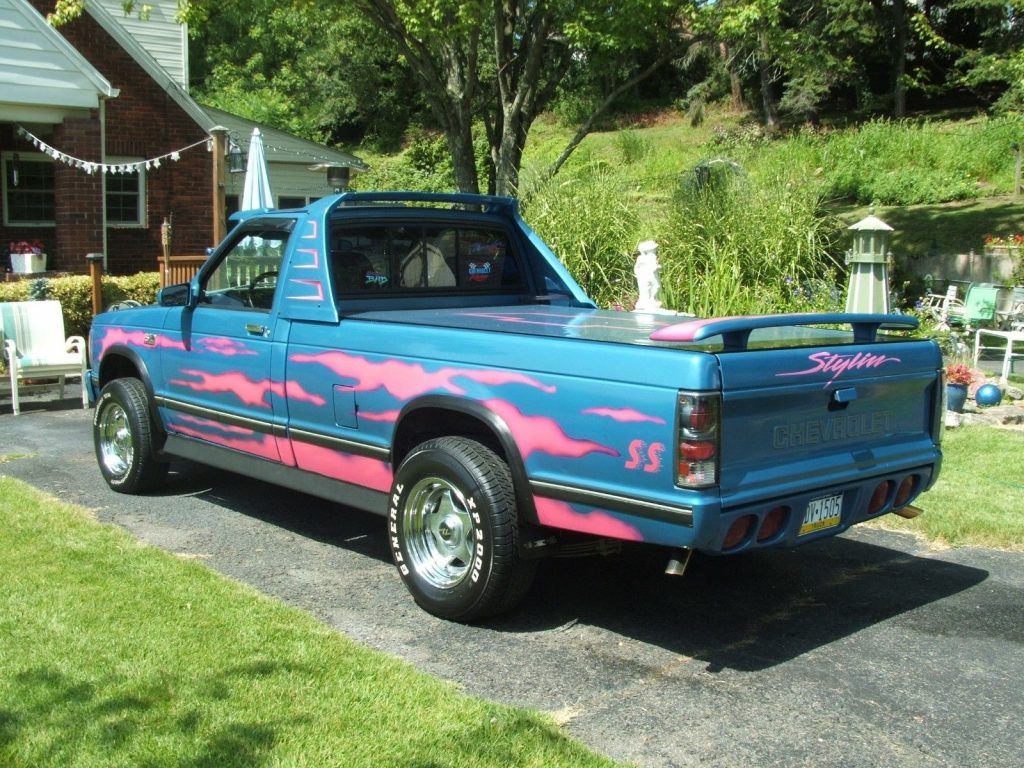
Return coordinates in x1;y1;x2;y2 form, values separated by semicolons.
15;126;207;176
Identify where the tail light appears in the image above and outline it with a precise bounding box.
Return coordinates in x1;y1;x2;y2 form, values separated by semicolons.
676;391;720;488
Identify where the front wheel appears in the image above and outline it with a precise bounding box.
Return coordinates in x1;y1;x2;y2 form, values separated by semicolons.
94;378;168;494
390;437;536;621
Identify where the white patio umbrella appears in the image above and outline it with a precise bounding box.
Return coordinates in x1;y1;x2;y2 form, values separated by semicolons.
241;127;274;211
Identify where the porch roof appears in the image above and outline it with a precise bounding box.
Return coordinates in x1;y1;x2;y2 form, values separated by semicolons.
0;0;118;122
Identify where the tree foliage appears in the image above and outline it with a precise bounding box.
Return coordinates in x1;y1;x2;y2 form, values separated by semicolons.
49;0;1024;188
349;0;691;194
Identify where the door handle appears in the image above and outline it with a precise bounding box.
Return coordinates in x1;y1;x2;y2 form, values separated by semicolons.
245;323;269;337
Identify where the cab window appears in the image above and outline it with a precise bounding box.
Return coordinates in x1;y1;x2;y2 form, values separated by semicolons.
331;223;523;297
200;228;293;311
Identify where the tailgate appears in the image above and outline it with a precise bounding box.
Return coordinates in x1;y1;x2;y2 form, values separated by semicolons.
714;339;941;505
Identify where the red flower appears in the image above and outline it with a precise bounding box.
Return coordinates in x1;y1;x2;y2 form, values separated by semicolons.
945;363;973;386
9;239;45;254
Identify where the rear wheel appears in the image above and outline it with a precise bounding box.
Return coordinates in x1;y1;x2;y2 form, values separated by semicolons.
94;378;168;493
390;437;536;621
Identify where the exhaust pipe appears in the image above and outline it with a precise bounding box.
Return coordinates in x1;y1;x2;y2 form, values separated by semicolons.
665;548;693;576
892;505;923;519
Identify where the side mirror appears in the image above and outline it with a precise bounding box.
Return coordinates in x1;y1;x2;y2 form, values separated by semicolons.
157;283;192;307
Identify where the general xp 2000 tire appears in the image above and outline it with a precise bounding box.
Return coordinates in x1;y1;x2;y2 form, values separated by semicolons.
390;437;537;622
94;378;168;494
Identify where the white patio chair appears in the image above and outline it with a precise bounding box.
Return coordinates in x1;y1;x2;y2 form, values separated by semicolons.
0;300;88;416
920;284;963;330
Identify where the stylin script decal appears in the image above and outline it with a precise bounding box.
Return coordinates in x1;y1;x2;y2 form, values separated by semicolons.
776;350;901;387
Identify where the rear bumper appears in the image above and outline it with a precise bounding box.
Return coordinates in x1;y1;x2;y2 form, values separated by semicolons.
696;462;939;555
530;459;940;552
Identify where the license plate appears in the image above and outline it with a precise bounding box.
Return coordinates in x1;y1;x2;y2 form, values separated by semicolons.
799;493;843;536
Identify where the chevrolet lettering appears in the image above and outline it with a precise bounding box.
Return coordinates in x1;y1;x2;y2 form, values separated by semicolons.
773;411;895;449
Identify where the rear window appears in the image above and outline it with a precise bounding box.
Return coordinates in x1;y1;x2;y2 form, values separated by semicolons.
330;223;522;297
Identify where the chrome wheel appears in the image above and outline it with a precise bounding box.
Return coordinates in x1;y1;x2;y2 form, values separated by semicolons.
98;401;134;479
390;437;537;621
401;475;476;589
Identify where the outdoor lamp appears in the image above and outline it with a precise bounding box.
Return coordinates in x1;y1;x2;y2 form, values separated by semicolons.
227;139;246;174
309;162;352;193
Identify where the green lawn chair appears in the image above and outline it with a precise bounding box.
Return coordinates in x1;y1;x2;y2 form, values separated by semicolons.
948;283;999;332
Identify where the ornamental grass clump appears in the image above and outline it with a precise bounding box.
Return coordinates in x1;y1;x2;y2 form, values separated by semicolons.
657;163;843;317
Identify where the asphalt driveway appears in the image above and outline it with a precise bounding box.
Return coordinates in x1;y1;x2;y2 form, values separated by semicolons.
2;396;1022;767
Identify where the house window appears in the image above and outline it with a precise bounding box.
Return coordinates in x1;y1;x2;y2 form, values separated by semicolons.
105;157;146;226
2;153;55;226
278;196;307;209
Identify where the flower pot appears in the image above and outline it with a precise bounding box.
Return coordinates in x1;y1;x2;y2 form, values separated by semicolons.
10;252;46;274
946;383;968;413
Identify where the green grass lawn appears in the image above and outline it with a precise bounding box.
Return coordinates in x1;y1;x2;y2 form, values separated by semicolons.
833;197;1024;262
872;425;1024;550
0;476;615;768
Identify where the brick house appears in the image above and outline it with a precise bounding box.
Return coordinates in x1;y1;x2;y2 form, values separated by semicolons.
1;0;366;276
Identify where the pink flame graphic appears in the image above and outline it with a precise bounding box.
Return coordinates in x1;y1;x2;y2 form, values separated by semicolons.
290;350;555;399
534;497;643;542
195;337;257;356
272;380;327;407
95;328;185;358
169;415;280;461
291;441;392;493
483;399;618;459
582;407;666;425
170;370;325;408
358;409;401;423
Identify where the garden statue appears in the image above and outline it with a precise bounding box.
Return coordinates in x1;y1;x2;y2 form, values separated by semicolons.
634;239;662;312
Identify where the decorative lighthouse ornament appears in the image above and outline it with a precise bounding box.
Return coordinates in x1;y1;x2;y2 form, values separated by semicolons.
634;239;663;312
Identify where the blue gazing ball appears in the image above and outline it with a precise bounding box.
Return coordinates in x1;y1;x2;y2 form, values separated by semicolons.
975;383;1002;407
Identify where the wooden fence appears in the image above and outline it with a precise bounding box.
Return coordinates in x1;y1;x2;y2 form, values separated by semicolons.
160;254;207;288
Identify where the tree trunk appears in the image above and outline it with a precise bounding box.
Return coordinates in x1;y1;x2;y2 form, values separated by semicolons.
448;121;479;194
756;31;780;132
719;41;744;111
546;52;676;180
891;0;908;117
758;60;780;132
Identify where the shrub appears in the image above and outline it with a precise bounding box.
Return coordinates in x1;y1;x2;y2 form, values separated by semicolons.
616;130;651;165
0;273;160;340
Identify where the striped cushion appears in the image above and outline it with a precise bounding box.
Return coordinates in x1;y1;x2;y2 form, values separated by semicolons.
0;300;70;360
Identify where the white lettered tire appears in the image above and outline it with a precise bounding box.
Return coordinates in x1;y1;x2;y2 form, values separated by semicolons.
93;378;168;493
389;437;536;621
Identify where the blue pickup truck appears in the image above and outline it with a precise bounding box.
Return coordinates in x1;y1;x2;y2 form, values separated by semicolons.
88;191;943;621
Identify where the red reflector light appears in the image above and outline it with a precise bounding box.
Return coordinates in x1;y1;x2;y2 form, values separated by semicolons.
680;440;716;461
758;506;789;542
723;515;756;550
868;481;894;514
894;475;917;507
688;407;713;431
